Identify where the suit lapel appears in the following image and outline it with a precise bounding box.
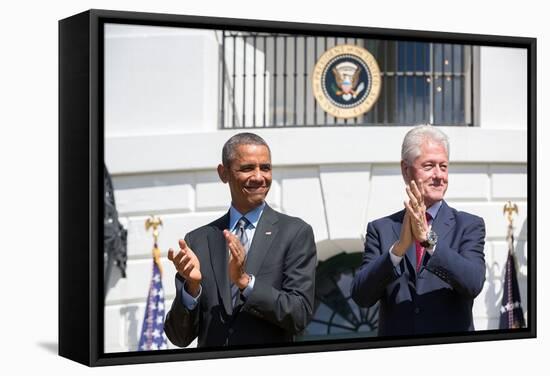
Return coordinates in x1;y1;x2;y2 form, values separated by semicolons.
431;200;454;244
418;200;454;269
245;204;278;276
207;212;233;316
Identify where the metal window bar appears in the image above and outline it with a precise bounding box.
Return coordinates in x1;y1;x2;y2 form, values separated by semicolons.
451;45;456;124
232;35;237;128
371;39;379;124
441;43;446;124
283;35;288;125
324;36;328;125
303;36;308;125
263;35;267;127
421;45;431;119
219;32;473;128
313;37;318;125
395;41;399;124
403;42;408;123
293;36;298;125
413;42;418;123
220;30;225;128
253;35;257;126
272;36;278;126
242;35;247;127
383;40;389;125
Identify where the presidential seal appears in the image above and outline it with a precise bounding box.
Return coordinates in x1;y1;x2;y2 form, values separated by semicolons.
312;44;382;119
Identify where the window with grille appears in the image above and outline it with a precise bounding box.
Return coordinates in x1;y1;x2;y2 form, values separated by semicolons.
220;31;474;128
297;252;378;341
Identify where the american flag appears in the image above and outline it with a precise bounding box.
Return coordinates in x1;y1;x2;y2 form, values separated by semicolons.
138;249;169;350
499;229;526;329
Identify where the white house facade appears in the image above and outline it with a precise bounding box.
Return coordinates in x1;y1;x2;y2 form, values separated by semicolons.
102;24;528;352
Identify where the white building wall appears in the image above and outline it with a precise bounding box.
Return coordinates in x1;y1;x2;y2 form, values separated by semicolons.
103;25;528;353
104;24;220;135
479;46;528;130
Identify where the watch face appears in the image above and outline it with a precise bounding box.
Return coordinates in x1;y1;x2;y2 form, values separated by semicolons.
428;230;437;244
420;231;437;248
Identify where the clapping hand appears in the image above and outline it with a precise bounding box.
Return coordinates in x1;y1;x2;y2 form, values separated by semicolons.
404;180;429;243
394;181;429;256
223;230;250;289
168;239;202;297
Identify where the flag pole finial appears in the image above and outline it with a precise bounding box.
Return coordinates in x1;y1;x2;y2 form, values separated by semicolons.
503;201;518;226
145;215;163;274
145;215;163;245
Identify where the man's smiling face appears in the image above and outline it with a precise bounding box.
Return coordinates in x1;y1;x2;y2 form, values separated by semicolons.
218;144;272;214
402;140;449;208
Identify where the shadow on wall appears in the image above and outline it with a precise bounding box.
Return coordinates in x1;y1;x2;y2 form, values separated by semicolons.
484;259;499;329
515;218;528;320
484;218;528;329
315;238;365;263
120;305;140;351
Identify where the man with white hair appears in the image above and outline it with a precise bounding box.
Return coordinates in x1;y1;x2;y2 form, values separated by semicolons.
351;125;486;336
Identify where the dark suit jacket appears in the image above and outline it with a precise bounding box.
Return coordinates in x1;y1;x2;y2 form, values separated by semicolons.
351;201;486;336
164;204;317;347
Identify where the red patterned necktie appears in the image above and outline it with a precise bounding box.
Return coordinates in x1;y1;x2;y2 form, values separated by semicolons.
415;212;432;272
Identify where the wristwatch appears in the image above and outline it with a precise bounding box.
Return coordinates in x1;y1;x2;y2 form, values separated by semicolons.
239;273;252;292
420;229;438;248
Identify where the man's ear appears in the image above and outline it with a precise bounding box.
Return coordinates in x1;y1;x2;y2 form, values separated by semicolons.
400;160;409;182
217;164;228;183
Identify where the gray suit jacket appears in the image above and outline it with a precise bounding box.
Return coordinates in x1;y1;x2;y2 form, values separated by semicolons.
164;204;317;347
351;201;486;336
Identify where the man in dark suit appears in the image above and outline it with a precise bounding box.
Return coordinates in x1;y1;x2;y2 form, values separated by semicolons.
351;125;486;336
164;132;317;347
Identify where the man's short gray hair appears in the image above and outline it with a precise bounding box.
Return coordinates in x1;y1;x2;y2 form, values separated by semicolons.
401;125;450;165
222;132;271;167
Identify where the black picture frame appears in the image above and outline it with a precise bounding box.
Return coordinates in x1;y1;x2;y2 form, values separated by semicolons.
59;8;536;366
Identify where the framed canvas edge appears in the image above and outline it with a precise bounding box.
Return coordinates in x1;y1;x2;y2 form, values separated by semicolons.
58;8;537;367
